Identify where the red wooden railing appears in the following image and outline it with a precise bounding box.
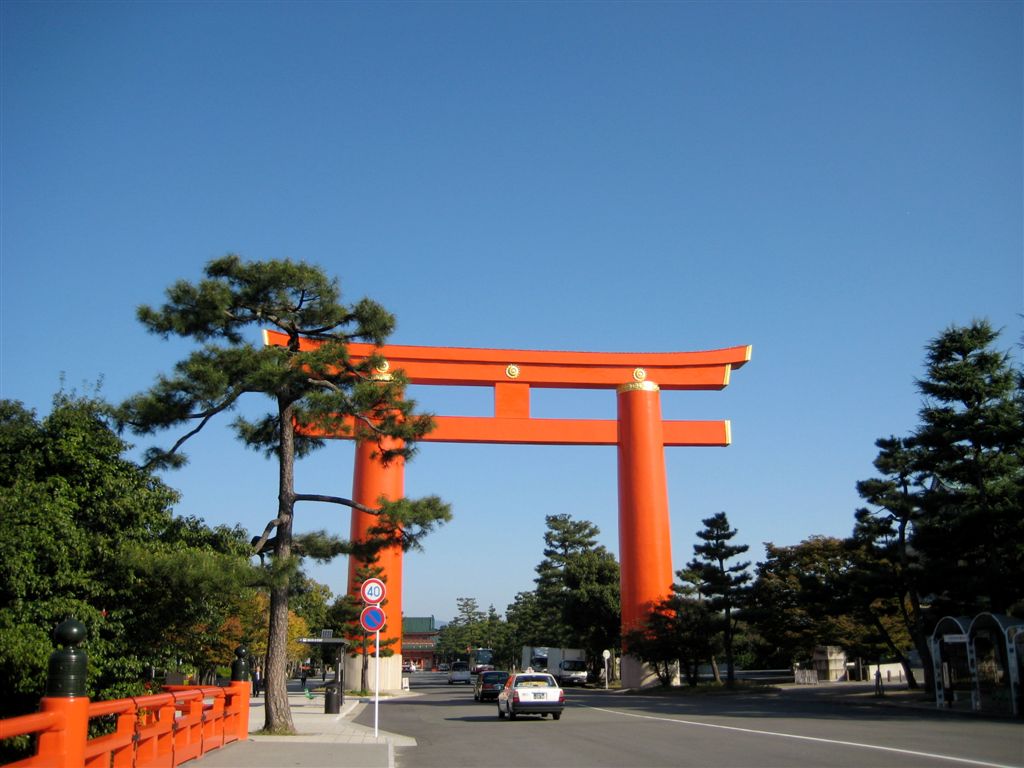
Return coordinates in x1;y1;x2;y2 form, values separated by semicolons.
0;681;250;768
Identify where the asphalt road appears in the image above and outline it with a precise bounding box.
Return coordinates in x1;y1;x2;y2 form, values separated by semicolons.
363;672;1023;768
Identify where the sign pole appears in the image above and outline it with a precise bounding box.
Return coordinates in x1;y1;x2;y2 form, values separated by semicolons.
359;578;387;740
374;629;380;738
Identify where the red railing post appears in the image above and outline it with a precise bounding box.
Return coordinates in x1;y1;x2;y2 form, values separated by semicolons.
226;645;251;743
33;619;91;768
32;696;89;768
224;681;250;743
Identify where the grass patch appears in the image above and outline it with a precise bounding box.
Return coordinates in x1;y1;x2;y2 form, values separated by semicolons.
254;726;297;736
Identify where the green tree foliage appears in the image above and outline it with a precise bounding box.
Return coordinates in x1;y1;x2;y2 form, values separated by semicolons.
531;514;620;657
480;605;514;669
118;516;255;683
747;537;905;670
621;607;680;687
0;395;251;722
670;569;722;683
117;256;451;732
561;545;621;665
504;590;547;657
912;321;1024;615
436;597;485;662
288;574;333;635
854;320;1024;694
625;591;716;687
686;512;750;686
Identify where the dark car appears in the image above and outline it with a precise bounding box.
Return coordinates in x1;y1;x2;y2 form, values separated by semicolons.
473;670;510;702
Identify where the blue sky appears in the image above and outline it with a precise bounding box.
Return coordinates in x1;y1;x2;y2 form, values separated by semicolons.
2;1;1021;623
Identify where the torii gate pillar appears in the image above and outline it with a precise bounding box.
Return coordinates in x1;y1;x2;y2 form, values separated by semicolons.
347;437;405;691
617;381;675;688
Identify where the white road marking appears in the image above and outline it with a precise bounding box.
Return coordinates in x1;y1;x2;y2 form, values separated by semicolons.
579;704;1021;768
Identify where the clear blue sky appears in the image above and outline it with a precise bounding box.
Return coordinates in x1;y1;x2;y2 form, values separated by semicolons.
2;1;1021;624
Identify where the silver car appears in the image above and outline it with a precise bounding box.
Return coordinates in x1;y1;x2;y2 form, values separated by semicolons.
447;661;471;685
496;672;564;720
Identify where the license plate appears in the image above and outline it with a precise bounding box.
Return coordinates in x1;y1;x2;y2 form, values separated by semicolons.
533;693;545;700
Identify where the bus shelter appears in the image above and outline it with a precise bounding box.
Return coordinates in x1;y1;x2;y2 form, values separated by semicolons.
931;612;1023;718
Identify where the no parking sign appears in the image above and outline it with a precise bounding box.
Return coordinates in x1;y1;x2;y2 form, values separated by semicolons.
359;605;387;633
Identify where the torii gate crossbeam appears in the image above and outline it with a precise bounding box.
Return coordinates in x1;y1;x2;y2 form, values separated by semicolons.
264;331;751;688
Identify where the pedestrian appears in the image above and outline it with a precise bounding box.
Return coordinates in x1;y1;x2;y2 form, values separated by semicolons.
301;669;308;690
874;667;884;696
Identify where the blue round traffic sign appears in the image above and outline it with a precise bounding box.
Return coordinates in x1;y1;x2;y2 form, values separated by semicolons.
360;605;387;633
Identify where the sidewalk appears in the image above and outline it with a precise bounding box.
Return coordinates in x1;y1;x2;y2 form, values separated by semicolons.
196;685;415;768
748;680;1022;721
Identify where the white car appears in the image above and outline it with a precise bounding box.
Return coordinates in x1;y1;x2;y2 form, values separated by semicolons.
447;661;471;685
496;672;565;720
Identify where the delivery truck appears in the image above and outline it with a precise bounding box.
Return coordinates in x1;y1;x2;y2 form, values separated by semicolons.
547;648;587;686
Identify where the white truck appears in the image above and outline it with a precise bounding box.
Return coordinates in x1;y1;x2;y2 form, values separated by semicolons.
547;648;587;686
521;646;549;672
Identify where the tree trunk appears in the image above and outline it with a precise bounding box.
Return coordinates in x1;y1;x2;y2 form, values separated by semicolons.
710;655;721;684
724;608;736;687
264;399;297;733
361;644;369;692
893;515;925;691
905;592;934;694
867;612;918;688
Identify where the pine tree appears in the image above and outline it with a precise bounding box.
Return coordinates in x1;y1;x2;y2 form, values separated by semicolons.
853;320;1024;696
686;512;750;686
911;321;1024;615
532;514;620;662
117;256;451;732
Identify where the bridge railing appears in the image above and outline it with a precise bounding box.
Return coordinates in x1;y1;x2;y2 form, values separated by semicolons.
0;620;251;768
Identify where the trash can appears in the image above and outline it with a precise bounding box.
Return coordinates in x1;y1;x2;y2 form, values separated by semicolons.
324;682;342;714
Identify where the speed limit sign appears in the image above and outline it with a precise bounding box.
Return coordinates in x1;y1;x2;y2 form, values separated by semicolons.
360;577;386;605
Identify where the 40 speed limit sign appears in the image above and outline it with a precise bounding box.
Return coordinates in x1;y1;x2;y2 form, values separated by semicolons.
360;577;386;605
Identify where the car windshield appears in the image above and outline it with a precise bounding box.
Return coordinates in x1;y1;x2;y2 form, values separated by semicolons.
515;675;555;687
452;662;468;670
482;672;508;682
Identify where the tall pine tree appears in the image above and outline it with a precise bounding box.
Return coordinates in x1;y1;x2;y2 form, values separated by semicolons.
118;256;451;732
854;320;1023;696
687;512;750;686
912;321;1023;615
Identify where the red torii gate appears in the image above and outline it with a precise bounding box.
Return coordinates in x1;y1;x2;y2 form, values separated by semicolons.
264;331;751;687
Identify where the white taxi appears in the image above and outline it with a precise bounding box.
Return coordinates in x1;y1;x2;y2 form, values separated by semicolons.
496;672;565;720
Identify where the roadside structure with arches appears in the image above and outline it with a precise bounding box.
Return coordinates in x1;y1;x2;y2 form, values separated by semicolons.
265;331;751;689
931;612;1023;718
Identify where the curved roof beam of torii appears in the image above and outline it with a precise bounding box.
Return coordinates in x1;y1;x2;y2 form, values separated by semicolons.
263;330;751;447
